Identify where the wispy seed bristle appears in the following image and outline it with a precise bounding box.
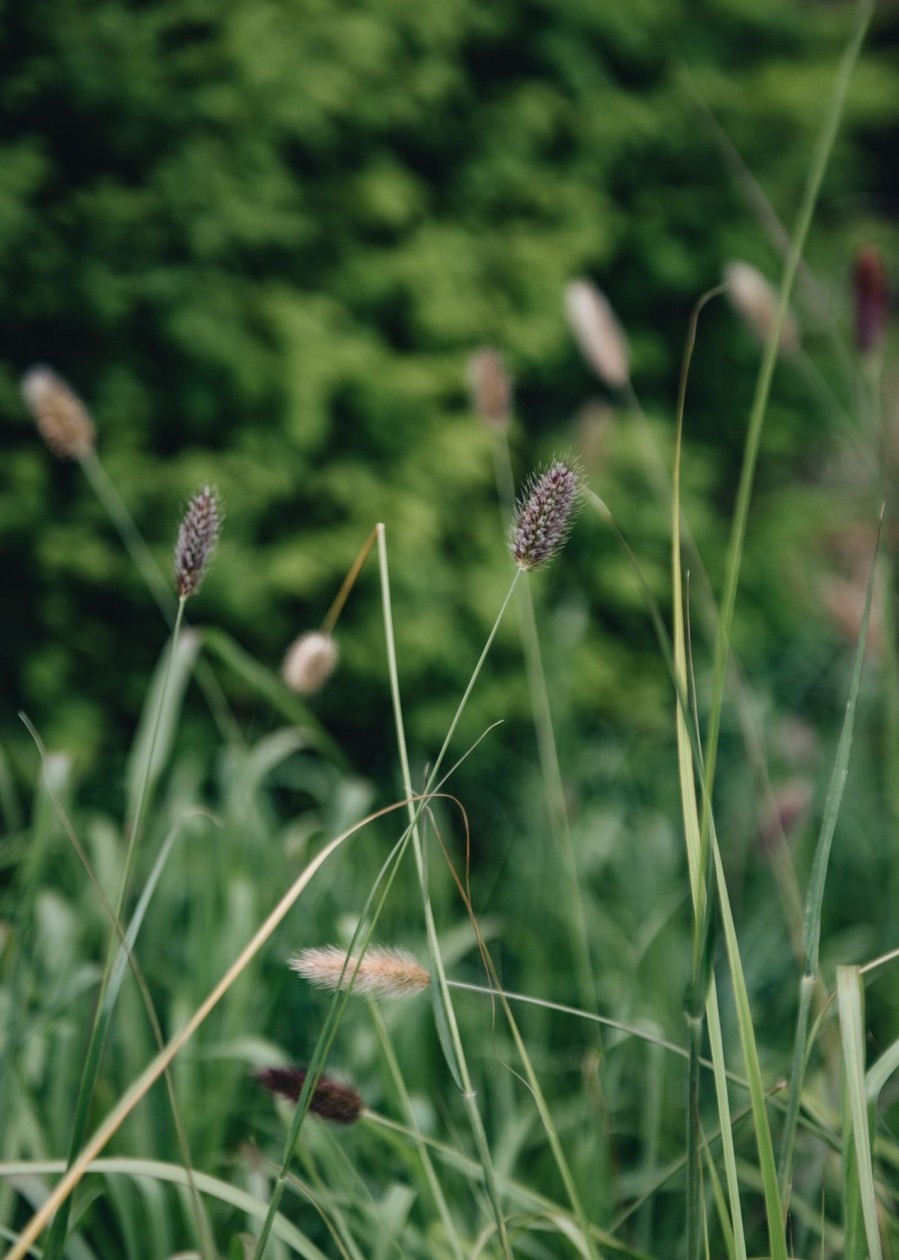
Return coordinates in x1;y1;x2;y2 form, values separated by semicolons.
21;366;96;460
255;1066;362;1124
174;484;222;599
290;944;431;1000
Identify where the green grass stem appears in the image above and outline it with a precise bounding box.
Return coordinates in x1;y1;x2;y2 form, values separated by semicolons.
778;525;877;1202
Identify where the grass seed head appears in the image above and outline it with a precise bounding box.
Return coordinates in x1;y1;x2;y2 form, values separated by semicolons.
510;459;583;572
21;366;96;460
853;245;888;355
256;1066;362;1124
174;484;222;599
724;261;799;354
469;347;513;429
757;779;814;856
282;631;339;694
564;279;630;389
290;944;431;999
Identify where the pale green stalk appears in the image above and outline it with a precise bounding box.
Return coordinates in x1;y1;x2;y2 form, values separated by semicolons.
367;1000;466;1260
838;967;883;1260
778;534;877;1201
455;948;602;1259
671;289;748;1260
700;0;874;857
379;523;517;1257
674;7;872;1255
488;432;598;1028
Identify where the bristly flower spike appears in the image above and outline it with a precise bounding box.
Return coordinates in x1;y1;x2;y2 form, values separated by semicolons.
510;459;583;571
174;484;222;599
21;366;96;460
290;944;430;1000
256;1066;363;1125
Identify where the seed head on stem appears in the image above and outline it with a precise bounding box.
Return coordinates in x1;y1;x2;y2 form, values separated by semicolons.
174;485;222;599
510;459;583;572
21;366;96;460
469;347;513;430
290;944;431;999
256;1067;362;1124
282;631;339;694
724;260;799;355
853;245;888;355
564;280;630;389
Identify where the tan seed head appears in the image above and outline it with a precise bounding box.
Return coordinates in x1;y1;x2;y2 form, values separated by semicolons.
564;279;630;389
282;631;339;695
290;944;431;1000
724;261;799;355
468;347;513;429
21;366;96;460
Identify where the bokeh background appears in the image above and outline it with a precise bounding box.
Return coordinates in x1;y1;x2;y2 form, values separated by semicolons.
1;0;897;811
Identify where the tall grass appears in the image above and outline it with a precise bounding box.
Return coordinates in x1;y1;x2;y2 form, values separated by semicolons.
3;2;897;1256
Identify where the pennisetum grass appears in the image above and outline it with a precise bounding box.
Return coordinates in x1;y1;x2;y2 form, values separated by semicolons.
6;4;884;1254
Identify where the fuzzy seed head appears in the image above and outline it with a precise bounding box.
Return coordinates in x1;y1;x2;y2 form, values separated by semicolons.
564;280;630;389
469;347;513;429
256;1066;362;1125
282;631;339;695
510;460;582;572
724;261;799;354
21;366;96;460
174;485;222;599
757;779;814;856
290;944;431;1000
853;245;888;355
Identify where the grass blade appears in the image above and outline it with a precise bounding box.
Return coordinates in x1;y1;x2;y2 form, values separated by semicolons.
837;966;882;1260
778;523;879;1200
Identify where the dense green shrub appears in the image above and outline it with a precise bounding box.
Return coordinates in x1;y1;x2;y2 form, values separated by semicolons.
1;0;896;793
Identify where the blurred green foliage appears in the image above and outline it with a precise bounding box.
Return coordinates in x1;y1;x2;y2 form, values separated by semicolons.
1;0;896;791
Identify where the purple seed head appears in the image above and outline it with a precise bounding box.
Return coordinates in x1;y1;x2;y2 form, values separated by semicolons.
174;484;222;599
853;245;888;356
255;1066;362;1125
510;460;582;571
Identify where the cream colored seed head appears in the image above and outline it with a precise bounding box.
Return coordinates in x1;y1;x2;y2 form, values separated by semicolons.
724;261;800;355
282;631;338;695
21;366;96;460
564;279;630;389
290;944;431;1000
